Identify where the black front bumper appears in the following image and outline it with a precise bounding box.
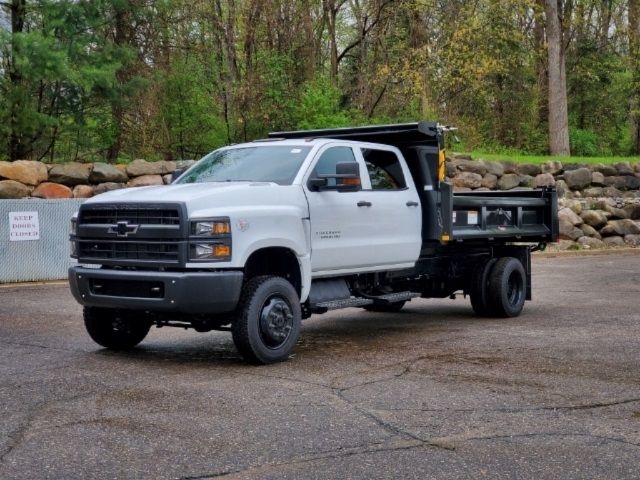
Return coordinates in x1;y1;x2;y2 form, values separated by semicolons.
68;267;243;314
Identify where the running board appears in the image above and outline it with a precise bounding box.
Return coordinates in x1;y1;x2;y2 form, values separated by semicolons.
310;291;420;314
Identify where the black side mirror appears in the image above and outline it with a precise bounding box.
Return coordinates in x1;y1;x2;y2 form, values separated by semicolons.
309;161;361;192
171;168;186;183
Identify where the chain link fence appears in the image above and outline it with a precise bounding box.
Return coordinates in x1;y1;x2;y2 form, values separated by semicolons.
0;199;84;283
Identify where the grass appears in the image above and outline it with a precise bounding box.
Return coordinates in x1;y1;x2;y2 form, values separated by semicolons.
462;151;640;165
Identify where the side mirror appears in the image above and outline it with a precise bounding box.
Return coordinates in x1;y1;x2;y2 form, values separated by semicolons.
171;168;186;183
309;162;361;192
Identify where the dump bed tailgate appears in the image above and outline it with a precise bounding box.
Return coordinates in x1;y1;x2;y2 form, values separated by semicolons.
449;188;559;242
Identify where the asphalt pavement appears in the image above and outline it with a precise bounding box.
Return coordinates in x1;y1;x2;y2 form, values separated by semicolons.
1;252;639;479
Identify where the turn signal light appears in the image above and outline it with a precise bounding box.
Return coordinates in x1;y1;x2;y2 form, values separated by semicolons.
213;244;230;257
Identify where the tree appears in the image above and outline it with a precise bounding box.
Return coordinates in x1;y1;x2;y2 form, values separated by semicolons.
631;0;640;154
544;0;570;155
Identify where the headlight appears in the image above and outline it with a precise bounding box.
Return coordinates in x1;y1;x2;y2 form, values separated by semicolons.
191;219;231;236
189;217;231;261
190;243;231;260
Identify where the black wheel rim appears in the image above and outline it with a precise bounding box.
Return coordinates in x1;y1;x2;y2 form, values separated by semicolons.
259;295;294;349
506;270;523;307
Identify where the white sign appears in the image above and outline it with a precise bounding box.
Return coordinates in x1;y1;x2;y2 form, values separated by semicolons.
9;211;40;241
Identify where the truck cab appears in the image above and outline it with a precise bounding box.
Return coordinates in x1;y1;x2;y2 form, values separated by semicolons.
69;122;558;364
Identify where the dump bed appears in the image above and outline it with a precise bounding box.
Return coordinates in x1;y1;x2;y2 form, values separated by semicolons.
270;121;559;246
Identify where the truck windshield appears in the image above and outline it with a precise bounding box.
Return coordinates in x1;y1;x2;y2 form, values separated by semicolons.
176;146;311;185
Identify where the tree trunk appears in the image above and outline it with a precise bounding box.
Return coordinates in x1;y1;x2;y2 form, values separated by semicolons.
630;0;640;154
534;1;548;128
544;0;571;156
8;0;28;160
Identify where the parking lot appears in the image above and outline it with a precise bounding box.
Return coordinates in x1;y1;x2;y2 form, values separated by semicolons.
1;252;639;479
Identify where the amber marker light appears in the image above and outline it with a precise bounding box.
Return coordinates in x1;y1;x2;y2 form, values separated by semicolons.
214;244;231;257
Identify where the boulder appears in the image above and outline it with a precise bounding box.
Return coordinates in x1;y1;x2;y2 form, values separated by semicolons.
623;204;640;220
580;224;601;239
497;173;520;190
48;163;91;186
603;186;624;197
603;236;625;246
72;185;95;198
558;207;583;226
591;171;605;186
517;164;541;176
604;205;629;219
563;167;591;190
0;180;31;199
577;236;605;249
0;160;48;186
592;163;618;176
590;198;615;209
455;159;487;176
541;160;563;175
582;187;604;197
163;174;173;184
563;199;583;214
580;210;608;229
31;182;73;199
500;160;518;174
89;162;128;183
127;174;164;187
614;162;634;176
635;164;640;173
534;173;555;188
175;159;197;170
564;162;588;171
559;219;584;240
453;186;472;192
624;175;640;190
453;154;472;161
555;179;568;197
603;176;627;190
94;182;125;195
519;175;534;188
480;173;498;189
600;219;640;236
126;159;176;177
446;162;457;178
483;161;504;177
624;234;640;246
453;172;483;189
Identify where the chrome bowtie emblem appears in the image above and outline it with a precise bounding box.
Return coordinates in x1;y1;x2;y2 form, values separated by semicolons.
108;220;139;237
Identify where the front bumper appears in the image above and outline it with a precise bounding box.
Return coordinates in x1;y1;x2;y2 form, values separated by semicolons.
68;267;243;314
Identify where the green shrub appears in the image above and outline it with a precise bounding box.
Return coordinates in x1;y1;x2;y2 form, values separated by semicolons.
569;128;599;156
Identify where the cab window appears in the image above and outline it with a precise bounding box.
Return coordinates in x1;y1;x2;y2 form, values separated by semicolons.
361;148;406;190
309;147;357;188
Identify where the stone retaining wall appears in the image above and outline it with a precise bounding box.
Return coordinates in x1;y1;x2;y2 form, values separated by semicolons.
1;155;639;250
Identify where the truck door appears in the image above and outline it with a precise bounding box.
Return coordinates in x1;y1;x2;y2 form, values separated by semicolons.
305;144;421;274
305;145;378;273
354;146;422;266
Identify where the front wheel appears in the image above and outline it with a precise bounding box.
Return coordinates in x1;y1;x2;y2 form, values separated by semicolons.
232;276;302;364
84;307;151;350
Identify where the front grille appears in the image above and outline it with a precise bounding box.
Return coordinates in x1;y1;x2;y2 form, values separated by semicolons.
80;207;180;225
79;241;180;262
75;203;185;265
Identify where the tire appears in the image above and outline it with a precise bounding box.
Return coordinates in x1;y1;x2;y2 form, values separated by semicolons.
469;258;498;317
363;301;406;313
486;257;527;318
232;276;302;364
84;307;151;350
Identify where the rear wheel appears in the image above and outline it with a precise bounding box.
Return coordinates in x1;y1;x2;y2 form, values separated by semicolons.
84;307;151;350
486;257;526;318
232;276;302;364
469;258;497;317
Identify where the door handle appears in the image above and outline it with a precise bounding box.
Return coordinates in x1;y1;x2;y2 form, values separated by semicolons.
357;201;372;207
406;201;419;207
